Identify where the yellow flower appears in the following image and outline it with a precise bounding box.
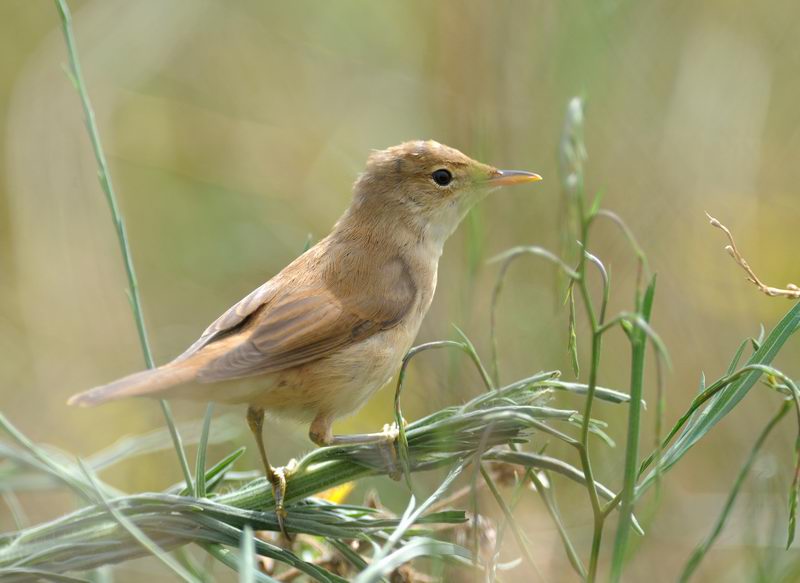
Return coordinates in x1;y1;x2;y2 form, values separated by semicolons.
317;482;355;504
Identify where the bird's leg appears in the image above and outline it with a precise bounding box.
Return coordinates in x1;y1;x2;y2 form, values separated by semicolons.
246;405;290;538
309;414;401;446
309;415;401;479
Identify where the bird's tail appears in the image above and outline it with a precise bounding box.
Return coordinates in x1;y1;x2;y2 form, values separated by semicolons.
67;364;195;407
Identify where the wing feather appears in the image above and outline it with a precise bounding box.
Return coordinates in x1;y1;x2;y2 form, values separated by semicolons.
174;281;278;362
195;255;417;382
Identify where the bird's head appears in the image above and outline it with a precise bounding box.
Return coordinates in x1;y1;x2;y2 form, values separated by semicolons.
350;140;541;245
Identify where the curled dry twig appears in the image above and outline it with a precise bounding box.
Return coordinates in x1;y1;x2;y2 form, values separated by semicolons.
706;213;799;299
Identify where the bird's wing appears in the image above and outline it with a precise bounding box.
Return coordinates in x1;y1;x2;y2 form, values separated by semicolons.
195;255;417;382
174;280;279;362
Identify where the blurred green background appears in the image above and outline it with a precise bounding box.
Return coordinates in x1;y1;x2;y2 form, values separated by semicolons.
1;1;799;581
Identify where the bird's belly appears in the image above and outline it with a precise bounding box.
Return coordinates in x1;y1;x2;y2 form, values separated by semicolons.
234;326;414;422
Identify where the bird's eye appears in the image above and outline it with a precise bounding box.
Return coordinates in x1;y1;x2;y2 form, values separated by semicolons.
431;169;453;186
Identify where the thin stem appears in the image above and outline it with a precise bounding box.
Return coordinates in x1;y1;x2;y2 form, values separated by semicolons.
1;492;27;530
489;246;580;386
652;341;667;500
54;0;193;492
393;340;471;488
594;209;651;283
706;213;800;299
582;248;609;327
530;471;587;580
461;323;578;578
77;461;200;583
679;401;790;582
575;198;605;582
480;464;543;582
204;544;279;583
609;311;649;579
453;325;495;391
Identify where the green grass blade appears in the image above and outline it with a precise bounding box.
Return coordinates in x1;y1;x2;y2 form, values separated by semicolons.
484;449;644;535
355;460;468;583
452;325;494;391
480;464;543;581
1;376;582;576
1;491;27;530
531;471;586;579
679;402;790;582
593;209;650;280
357;538;470;583
489;244;580;385
195;405;215;498
0;412;95;501
726;339;751;375
638;301;800;494
204;447;247;494
790;434;800;549
204;544;279;583
87;414;240;473
238;525;255;583
76;460;201;583
326;539;369;571
609;275;656;582
53;0;193;493
542;380;639;404
393;340;465;490
567;283;580;376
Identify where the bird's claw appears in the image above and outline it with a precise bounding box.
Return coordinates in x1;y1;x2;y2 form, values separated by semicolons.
382;422;401;441
381;422;403;481
268;467;291;540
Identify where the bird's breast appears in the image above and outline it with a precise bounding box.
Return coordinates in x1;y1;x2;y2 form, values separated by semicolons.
248;258;439;421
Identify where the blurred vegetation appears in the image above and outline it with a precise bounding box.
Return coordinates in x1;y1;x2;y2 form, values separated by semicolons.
1;1;800;581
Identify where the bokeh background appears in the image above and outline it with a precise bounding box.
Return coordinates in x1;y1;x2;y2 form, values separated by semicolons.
1;1;799;581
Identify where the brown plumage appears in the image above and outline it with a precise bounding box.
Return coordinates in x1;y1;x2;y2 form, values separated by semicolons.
68;140;540;534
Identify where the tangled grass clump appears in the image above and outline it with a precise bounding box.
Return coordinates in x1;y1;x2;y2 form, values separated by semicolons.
0;371;634;582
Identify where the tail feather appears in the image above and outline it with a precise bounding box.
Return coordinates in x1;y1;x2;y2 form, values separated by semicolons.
68;365;195;407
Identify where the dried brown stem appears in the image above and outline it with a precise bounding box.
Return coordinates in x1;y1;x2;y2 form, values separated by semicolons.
706;213;799;299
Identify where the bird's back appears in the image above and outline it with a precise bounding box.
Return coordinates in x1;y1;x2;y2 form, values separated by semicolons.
68;227;430;407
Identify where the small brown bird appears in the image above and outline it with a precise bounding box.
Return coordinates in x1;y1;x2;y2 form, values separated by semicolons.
68;140;540;533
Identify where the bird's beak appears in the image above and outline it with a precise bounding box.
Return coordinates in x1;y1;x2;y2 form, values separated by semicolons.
488;169;543;186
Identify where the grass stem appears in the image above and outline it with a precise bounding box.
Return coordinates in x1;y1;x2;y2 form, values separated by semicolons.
53;0;194;493
609;277;656;581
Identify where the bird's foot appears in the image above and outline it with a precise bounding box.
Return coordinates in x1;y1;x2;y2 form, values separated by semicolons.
381;422;403;481
267;466;290;540
309;419;408;479
382;421;400;441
